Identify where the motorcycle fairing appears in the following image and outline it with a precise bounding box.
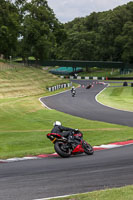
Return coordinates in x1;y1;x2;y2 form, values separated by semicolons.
47;133;62;143
72;144;84;154
47;133;62;137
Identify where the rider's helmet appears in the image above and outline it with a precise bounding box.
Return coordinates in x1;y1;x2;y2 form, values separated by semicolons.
53;121;62;126
72;86;75;89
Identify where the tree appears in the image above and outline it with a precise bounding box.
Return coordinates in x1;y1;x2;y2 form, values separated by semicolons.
20;0;64;61
57;31;98;61
121;22;133;63
0;0;20;59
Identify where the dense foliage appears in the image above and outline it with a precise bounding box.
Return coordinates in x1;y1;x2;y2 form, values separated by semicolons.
0;0;20;59
57;1;133;63
0;0;65;61
0;0;133;63
17;0;65;61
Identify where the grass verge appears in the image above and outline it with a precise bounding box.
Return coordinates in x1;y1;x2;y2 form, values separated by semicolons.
78;67;133;78
48;185;133;200
97;85;133;111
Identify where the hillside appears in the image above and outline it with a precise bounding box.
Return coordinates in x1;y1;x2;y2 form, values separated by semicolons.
0;63;68;98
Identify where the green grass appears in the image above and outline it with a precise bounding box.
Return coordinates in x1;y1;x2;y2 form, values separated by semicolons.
79;68;119;77
97;85;133;111
78;67;133;78
47;185;133;200
14;57;36;61
0;62;133;159
0;65;69;98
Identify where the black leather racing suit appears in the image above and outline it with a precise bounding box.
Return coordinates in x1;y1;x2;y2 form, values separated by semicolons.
71;88;76;94
51;125;75;138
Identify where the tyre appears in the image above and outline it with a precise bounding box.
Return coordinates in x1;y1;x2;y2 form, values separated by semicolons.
54;141;71;158
82;141;94;155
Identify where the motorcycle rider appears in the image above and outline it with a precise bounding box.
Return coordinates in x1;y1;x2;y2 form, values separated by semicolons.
51;121;77;143
71;86;76;96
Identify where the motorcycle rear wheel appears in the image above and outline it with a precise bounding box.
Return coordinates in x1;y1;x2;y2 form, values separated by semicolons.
54;141;71;158
82;141;94;155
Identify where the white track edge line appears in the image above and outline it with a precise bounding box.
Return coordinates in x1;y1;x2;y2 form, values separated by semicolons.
39;88;71;110
34;191;94;200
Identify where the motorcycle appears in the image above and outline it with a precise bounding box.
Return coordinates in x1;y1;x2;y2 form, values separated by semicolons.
47;130;94;158
86;83;92;89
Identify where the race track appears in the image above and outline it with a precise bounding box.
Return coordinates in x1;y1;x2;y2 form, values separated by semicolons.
40;80;133;127
0;80;133;200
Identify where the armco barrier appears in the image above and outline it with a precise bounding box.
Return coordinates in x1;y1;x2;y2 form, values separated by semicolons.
47;82;72;92
61;76;105;80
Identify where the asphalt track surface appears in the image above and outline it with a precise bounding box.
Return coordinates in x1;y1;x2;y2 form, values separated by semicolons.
0;80;133;200
41;80;133;127
0;146;133;200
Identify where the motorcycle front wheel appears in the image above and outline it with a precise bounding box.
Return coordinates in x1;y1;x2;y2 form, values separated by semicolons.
54;141;71;158
82;141;94;155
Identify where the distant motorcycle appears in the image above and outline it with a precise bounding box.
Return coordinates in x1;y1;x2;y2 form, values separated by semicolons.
47;130;94;158
86;83;92;89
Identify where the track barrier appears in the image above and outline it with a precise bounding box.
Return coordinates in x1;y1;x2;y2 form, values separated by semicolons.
47;82;72;92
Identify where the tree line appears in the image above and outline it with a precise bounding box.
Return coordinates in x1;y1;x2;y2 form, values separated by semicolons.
58;1;133;64
0;0;133;63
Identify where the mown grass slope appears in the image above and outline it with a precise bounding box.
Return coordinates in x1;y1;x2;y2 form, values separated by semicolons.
97;85;133;111
0;65;69;98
